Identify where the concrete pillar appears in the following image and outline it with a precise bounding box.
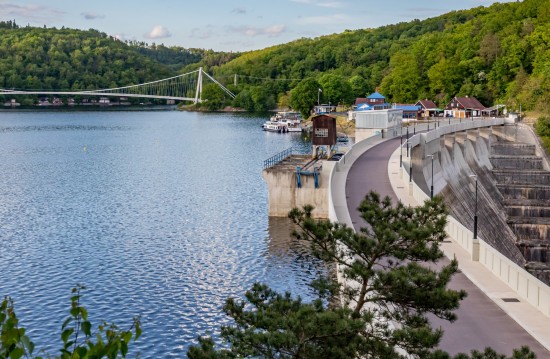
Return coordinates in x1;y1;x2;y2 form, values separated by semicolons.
466;129;479;142
472;238;480;261
263;156;331;219
455;132;467;145
479;127;492;139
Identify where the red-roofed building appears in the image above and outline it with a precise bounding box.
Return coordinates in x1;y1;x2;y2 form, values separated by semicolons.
415;99;441;117
444;96;486;118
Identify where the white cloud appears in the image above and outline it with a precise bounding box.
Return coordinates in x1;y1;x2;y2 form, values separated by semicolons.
81;11;105;20
317;2;345;8
264;24;286;36
112;33;136;42
0;1;64;22
145;25;172;39
227;24;286;37
232;7;246;14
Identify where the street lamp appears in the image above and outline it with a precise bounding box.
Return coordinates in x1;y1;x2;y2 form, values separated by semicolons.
406;126;410;157
469;174;478;239
400;131;403;168
427;154;434;199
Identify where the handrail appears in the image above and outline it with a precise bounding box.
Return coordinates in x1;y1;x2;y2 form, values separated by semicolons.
263;147;295;169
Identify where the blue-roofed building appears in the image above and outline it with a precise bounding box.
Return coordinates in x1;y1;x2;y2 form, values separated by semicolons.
354;91;390;110
355;103;372;111
348;90;403;141
392;103;421;119
367;91;385;101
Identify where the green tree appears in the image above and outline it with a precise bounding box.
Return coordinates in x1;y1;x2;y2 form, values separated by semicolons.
0;285;141;359
318;73;353;105
380;52;426;103
348;75;368;99
249;85;276;112
535;115;550;153
189;193;472;358
438;346;536;359
201;83;229;110
289;77;320;119
232;90;254;111
277;93;291;109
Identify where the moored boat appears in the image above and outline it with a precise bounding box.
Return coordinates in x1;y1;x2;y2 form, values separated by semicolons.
263;111;303;133
263;121;283;133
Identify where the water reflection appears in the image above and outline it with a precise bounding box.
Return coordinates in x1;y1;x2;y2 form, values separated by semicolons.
0;110;318;357
263;217;327;297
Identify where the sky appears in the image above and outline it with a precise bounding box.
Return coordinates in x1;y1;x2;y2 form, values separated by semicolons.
0;0;514;52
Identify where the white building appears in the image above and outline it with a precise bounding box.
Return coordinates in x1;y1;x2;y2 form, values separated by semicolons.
349;108;403;142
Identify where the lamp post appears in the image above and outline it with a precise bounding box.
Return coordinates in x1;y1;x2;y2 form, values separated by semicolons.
400;132;403;168
406;126;410;157
427;154;434;199
469;174;478;239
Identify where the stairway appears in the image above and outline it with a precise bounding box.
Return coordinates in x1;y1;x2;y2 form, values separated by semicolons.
490;142;550;282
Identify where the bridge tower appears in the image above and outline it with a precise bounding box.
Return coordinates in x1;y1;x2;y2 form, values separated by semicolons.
194;67;203;104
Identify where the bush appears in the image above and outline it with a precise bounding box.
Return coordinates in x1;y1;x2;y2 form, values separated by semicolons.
535;116;550;153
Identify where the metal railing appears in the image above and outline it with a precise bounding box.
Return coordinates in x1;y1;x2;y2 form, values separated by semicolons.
263;147;295;169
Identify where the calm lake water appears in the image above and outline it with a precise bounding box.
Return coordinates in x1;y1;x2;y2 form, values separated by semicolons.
0;109;324;357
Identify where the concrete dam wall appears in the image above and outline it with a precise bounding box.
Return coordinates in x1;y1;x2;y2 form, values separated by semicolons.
414;124;550;284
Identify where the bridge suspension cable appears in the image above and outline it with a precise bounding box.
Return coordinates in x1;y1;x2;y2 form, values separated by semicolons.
0;67;234;104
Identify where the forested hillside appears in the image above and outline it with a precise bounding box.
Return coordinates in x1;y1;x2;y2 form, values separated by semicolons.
0;22;199;91
3;0;550;114
204;0;550;113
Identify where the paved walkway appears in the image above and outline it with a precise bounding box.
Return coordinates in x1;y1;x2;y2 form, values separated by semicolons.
344;138;550;357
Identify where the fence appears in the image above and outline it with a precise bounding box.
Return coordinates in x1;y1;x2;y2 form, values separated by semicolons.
263;147;295;169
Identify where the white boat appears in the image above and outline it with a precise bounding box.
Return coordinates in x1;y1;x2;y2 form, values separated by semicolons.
271;111;301;122
264;111;303;133
280;118;302;132
263;121;283;132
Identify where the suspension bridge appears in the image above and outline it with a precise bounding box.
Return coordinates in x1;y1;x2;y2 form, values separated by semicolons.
0;67;235;104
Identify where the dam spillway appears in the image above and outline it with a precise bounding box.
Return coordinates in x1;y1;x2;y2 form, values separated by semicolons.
415;124;550;284
491;142;550;277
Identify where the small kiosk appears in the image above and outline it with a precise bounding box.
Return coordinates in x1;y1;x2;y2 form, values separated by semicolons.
311;114;337;158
